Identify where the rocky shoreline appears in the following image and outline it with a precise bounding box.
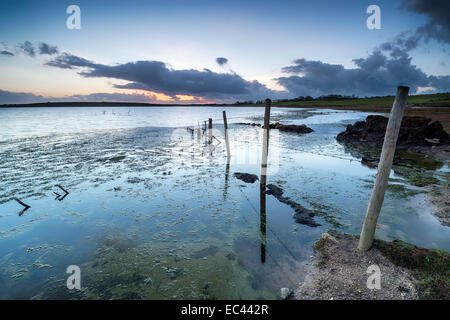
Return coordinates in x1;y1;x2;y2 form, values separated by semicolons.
336;115;450;158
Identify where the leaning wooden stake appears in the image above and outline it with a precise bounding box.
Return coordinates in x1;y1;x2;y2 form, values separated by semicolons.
358;86;409;251
260;99;271;186
222;111;231;159
14;198;30;209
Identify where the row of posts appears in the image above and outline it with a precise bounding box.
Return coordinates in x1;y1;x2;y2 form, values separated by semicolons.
205;86;409;252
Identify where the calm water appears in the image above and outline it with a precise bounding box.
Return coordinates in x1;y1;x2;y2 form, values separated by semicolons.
0;106;448;299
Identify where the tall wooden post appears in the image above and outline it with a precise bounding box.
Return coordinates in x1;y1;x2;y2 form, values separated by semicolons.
259;99;271;263
260;99;271;186
358;86;409;251
223;111;231;160
208;118;213;144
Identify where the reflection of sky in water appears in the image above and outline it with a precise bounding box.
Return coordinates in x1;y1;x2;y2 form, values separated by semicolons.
0;106;448;299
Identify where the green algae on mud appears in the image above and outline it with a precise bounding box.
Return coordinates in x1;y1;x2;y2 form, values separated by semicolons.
373;238;450;300
39;235;277;300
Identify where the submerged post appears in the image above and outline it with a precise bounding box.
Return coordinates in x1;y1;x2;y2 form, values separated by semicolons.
260;99;271;186
222;111;231;159
358;86;409;251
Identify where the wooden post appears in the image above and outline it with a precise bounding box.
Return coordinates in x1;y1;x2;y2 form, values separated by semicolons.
259;99;270;263
222;111;231;160
14;198;30;209
208;118;213;144
260;99;271;186
358;86;409;251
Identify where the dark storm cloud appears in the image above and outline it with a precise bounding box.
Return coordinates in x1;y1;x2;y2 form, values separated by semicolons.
375;1;450;64
216;57;228;67
17;41;36;57
276;1;450;97
402;0;450;44
46;54;284;100
38;43;59;55
276;50;450;97
0;50;14;56
45;53;97;69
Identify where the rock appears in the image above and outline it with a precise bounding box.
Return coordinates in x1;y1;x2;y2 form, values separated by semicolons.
275;124;314;134
320;233;338;243
280;287;293;299
237;122;262;127
234;172;259;183
266;184;320;227
239;122;314;134
265;184;284;197
336;115;450;150
361;157;377;169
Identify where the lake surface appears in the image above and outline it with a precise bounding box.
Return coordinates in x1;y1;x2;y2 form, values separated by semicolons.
0;106;448;299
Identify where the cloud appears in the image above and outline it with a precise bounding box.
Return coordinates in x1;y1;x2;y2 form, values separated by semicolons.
38;42;59;55
46;54;285;101
402;0;450;44
276;2;450;97
0;89;163;105
17;41;36;57
0;50;14;56
45;53;97;69
0;90;45;104
216;57;228;67
276;49;450;97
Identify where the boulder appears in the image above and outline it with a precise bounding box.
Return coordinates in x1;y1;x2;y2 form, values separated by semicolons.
266;184;320;227
239;122;314;134
336;115;449;150
275;124;314;133
234;172;259;183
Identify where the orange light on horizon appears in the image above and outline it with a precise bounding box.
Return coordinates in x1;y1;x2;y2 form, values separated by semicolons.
176;94;202;101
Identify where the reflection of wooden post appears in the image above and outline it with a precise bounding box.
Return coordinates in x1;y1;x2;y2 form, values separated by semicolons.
358;86;409;251
223;111;231;160
260;99;271;186
260;184;266;264
224;162;230;200
196;123;201;142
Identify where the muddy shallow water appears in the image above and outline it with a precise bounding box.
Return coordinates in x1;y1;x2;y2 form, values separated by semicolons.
0;106;448;299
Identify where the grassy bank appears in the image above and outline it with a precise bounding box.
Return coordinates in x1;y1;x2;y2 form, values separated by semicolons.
270;92;450;132
273;92;450;107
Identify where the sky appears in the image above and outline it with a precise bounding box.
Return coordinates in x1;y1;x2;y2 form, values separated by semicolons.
0;0;449;104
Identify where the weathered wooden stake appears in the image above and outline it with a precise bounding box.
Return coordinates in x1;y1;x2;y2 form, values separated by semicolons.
14;198;30;209
208;118;213;144
260;99;271;186
222;111;231;160
358;86;409;251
